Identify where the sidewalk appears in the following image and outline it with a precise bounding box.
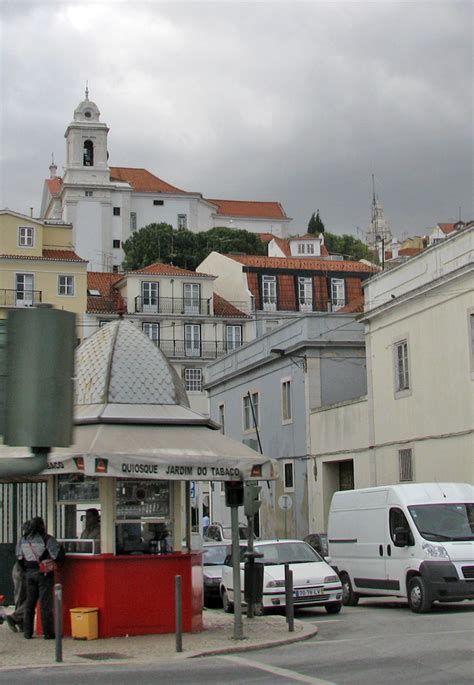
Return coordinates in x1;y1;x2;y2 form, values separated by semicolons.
0;608;318;670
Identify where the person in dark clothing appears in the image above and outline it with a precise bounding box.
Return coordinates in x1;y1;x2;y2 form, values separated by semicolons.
6;520;31;633
16;517;63;639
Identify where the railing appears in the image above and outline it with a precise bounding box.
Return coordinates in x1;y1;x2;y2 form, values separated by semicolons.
156;339;243;359
135;296;212;315
0;289;42;307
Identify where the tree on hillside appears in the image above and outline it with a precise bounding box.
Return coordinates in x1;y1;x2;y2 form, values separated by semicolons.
122;224;267;271
308;210;325;235
324;231;374;262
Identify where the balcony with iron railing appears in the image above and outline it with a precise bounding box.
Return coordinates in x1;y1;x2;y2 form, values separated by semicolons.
135;296;213;315
155;339;243;359
0;289;42;307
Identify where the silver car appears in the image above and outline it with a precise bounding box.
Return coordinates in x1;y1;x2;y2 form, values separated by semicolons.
202;542;230;604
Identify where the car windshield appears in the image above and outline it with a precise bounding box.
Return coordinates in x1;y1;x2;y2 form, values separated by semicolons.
408;503;474;541
253;541;322;565
203;545;229;565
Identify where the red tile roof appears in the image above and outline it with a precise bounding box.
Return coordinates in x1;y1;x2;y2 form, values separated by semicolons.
399;247;422;257
226;254;376;273
337;296;365;313
109;167;190;194
257;233;276;243
87;272;123;313
42;249;87;261
437;223;456;235
47;178;62;194
213;293;249;318
291;232;320;241
207;199;287;220
127;261;214;278
0;250;86;262
271;236;291;256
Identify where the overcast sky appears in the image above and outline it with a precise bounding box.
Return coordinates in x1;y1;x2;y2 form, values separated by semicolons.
0;0;472;238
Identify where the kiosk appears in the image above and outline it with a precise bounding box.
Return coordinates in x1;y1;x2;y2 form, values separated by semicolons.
12;320;276;637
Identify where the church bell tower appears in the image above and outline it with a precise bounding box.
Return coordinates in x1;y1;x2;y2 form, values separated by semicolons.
63;86;110;186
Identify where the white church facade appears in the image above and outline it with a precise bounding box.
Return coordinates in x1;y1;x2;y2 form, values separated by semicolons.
40;91;291;271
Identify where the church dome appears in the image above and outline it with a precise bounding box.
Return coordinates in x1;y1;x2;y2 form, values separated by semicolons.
75;319;190;408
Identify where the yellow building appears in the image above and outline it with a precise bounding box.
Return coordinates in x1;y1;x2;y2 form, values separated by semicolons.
0;210;87;331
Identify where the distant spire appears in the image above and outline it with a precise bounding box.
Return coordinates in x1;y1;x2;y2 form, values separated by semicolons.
49;152;58;178
85;80;89;100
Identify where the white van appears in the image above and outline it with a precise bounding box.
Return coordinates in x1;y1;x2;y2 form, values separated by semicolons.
328;483;474;613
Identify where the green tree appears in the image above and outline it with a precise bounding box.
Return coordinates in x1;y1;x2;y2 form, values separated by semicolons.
122;224;267;271
308;210;325;235
121;223;176;270
324;231;375;262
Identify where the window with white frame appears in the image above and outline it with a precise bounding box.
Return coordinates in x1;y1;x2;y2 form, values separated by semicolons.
226;324;242;351
184;323;201;357
85;190;93;197
141;281;159;312
142;322;159;344
177;214;187;230
394;339;410;391
399;448;413;481
130;212;137;232
58;275;74;296
281;378;292;422
298;277;313;310
243;392;259;431
18;226;34;247
218;403;225;434
262;275;277;310
15;273;34;306
184;368;202;392
283;460;294;491
331;278;345;310
183;283;200;314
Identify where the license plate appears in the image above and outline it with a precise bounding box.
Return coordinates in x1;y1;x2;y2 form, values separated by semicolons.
294;587;323;598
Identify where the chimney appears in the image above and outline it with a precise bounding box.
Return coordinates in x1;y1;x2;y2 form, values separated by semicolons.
391;238;399;259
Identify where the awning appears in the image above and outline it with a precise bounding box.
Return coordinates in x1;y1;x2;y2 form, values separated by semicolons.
0;424;278;482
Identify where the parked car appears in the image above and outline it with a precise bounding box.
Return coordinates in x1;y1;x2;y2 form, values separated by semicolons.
220;539;342;614
204;523;252;543
202;542;230;604
328;482;474;613
303;533;328;558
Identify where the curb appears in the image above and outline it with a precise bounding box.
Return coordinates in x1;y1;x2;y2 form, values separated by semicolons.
0;621;318;672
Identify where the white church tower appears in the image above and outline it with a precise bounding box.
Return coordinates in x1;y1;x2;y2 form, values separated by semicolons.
41;88;130;272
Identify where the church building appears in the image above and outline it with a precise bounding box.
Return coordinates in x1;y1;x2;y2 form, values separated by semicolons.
40;90;291;271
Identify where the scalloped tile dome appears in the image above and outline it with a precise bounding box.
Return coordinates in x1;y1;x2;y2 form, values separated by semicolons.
75;320;189;407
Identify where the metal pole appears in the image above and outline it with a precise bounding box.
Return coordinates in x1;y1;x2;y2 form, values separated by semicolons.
54;584;62;663
284;564;294;632
231;505;243;639
175;575;182;653
246;513;255;619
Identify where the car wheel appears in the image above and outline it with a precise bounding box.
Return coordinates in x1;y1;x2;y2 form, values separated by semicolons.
340;573;359;606
325;601;342;614
222;589;234;614
408;576;432;613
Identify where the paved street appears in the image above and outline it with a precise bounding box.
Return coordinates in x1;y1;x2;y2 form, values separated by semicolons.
1;598;472;684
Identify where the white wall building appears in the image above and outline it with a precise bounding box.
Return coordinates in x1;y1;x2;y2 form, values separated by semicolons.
40;91;291;272
309;226;474;530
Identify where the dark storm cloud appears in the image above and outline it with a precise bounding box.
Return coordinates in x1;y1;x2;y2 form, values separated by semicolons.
0;1;472;236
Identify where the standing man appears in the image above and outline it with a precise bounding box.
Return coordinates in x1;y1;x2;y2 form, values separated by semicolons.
16;517;64;640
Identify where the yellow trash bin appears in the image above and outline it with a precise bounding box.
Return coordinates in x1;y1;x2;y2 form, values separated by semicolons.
70;607;99;640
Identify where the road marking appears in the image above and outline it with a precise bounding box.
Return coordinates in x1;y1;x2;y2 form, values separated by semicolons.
219;655;337;685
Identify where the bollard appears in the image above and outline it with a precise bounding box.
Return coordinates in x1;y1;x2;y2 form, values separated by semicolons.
175;575;183;653
284;565;294;633
54;583;63;663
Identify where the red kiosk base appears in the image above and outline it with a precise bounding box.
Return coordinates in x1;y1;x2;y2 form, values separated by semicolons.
55;552;203;638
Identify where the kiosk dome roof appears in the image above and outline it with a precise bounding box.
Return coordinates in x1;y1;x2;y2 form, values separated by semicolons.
75;319;189;408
